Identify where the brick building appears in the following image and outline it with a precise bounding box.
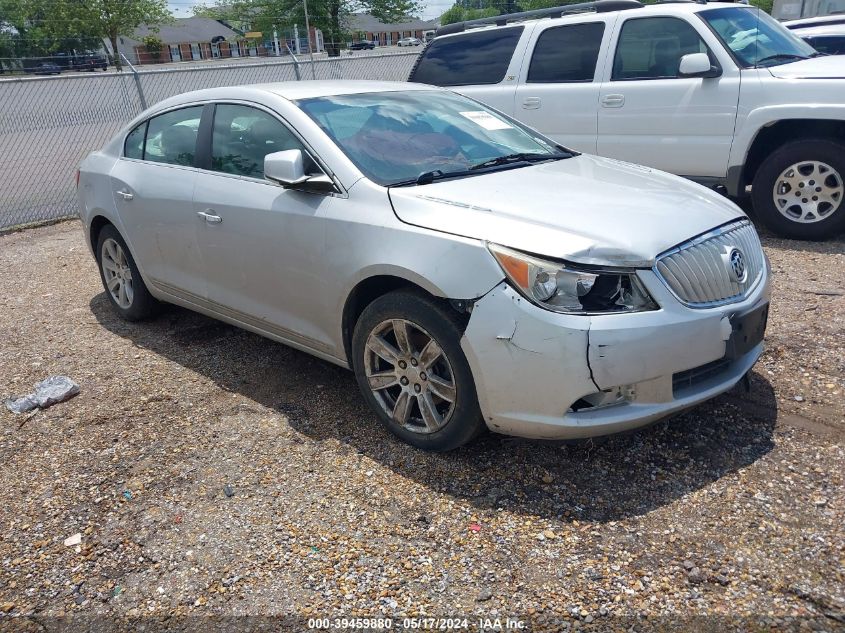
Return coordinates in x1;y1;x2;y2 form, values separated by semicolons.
347;14;439;46
115;17;271;65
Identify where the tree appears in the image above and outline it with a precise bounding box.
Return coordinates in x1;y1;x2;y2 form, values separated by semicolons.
440;5;498;25
193;0;423;52
367;0;423;23
0;0;172;68
143;34;163;59
83;0;173;70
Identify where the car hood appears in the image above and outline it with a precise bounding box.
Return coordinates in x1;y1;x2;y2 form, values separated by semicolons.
767;56;845;79
388;155;745;268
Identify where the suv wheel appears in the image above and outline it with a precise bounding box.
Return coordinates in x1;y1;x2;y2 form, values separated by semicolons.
96;225;160;321
752;139;845;240
351;290;484;451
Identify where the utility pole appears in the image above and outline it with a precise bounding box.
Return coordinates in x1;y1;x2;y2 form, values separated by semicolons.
303;0;316;79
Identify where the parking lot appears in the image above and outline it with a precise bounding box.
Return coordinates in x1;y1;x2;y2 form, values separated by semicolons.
0;220;842;629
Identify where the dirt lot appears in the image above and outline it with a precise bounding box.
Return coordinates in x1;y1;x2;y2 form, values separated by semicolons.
0;220;843;631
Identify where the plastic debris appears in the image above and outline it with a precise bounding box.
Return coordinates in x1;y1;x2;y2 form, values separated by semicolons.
64;533;82;547
122;490;132;501
469;523;482;533
5;376;79;414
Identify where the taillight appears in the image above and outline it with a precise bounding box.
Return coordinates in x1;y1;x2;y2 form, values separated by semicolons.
75;170;80;188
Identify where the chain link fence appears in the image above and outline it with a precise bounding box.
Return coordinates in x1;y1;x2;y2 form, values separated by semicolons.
0;51;420;231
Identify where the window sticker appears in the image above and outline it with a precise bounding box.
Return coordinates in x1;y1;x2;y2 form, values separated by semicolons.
459;111;513;131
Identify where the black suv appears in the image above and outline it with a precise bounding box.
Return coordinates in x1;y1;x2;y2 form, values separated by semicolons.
349;40;376;50
73;53;109;71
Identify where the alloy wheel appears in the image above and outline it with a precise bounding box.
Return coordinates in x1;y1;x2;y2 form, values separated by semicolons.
773;160;843;224
363;318;457;434
101;238;134;309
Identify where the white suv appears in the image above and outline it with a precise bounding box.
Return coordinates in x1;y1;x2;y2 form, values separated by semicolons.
410;0;845;240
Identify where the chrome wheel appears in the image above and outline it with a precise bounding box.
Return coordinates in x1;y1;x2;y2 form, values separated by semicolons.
101;238;134;309
363;318;457;434
773;160;843;224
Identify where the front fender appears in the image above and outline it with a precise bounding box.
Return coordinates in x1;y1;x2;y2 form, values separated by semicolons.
729;104;845;175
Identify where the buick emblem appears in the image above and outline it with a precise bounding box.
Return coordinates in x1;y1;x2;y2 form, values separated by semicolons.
728;248;747;283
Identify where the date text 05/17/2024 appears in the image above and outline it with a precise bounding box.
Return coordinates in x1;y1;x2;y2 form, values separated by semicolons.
307;617;527;630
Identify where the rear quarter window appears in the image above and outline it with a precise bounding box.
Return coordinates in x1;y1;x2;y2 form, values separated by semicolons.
124;123;146;159
409;26;524;86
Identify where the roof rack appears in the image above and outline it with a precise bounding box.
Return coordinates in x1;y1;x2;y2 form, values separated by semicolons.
435;0;643;37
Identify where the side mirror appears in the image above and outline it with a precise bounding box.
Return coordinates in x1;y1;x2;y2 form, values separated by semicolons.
264;149;337;194
265;149;308;186
678;53;721;78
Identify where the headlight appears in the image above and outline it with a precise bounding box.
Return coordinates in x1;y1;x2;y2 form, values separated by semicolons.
489;244;658;314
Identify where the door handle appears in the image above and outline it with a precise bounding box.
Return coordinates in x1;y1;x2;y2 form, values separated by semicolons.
522;96;541;110
116;189;133;200
601;94;625;108
197;210;222;224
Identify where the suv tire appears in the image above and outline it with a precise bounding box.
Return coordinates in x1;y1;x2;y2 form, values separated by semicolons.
752;139;845;240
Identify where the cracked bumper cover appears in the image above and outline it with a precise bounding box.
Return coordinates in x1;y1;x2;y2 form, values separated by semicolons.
460;269;770;440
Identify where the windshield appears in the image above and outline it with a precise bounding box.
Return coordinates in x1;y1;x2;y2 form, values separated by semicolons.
296;90;563;186
701;7;817;67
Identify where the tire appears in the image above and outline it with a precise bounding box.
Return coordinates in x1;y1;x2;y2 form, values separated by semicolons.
351;290;484;451
751;139;845;240
96;224;160;321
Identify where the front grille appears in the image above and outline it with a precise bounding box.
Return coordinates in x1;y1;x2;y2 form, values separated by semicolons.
655;220;764;307
672;357;731;395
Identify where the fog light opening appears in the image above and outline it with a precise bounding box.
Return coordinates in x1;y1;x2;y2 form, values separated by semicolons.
567;386;633;413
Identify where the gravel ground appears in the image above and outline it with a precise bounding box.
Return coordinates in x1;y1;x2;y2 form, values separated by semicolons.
0;220;843;632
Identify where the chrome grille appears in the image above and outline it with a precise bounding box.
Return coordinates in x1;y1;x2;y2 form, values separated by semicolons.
655;220;764;307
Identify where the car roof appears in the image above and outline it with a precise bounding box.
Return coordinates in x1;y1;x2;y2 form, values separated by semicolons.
143;81;443;115
783;14;845;28
790;23;845;35
434;1;752;38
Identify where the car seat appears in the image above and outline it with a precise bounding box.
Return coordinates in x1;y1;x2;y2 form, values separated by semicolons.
649;39;681;78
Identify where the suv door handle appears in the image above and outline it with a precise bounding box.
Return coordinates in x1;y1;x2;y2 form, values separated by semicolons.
116;189;133;200
522;97;541;110
601;94;625;108
197;210;222;224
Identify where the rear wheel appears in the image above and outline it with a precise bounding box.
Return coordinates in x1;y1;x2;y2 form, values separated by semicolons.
96;225;160;321
752;139;845;240
351;290;484;451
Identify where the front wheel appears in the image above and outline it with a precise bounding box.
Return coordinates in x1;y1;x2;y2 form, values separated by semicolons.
751;139;845;240
351;290;484;451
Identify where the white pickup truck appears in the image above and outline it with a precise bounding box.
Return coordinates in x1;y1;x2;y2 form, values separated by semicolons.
409;0;845;240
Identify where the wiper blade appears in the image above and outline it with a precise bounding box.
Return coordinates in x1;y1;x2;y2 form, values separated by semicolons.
469;152;571;171
755;53;808;66
389;169;472;187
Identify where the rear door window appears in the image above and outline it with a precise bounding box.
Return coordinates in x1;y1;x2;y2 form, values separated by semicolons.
143;106;204;167
409;26;523;86
527;22;605;83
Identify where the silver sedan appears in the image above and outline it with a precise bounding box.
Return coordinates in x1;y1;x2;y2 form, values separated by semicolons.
77;81;769;451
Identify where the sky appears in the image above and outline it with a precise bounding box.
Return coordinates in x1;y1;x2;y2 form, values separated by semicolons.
167;0;451;21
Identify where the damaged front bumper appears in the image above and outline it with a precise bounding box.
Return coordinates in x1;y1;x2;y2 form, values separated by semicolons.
460;269;770;440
